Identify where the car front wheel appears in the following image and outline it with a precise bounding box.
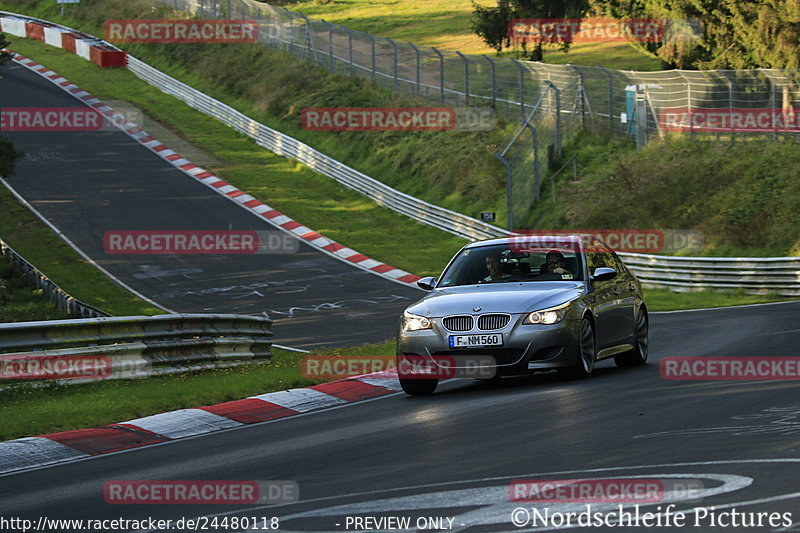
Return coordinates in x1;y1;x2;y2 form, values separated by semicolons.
560;317;595;379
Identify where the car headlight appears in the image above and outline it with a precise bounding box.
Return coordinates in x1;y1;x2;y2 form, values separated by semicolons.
402;311;432;331
524;302;570;325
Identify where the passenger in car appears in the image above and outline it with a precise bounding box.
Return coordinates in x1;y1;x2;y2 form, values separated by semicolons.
543;251;570;275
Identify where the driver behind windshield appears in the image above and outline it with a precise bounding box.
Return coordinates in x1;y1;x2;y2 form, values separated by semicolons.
483;254;509;282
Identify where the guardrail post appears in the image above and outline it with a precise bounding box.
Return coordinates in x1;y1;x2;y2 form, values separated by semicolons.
432;47;445;104
481;55;496;108
387;37;399;92
456;51;469;106
512;59;525;119
408;42;421;96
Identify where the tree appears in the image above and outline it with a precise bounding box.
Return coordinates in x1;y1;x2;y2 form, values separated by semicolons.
0;33;24;178
472;0;591;61
591;0;800;69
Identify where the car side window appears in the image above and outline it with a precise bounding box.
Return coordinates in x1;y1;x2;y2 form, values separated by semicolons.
609;249;628;276
586;240;611;274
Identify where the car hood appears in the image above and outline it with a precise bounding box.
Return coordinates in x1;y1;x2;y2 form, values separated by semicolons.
406;282;585;317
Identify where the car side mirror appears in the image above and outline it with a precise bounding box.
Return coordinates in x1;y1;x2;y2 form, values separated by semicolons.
590;267;617;283
417;276;436;290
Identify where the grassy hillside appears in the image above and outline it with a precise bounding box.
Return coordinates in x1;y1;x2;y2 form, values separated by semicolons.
533;132;800;257
0;262;70;322
270;0;661;70
0;0;796;318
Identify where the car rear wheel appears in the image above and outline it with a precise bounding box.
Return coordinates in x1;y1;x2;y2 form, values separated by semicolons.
400;378;438;396
560;318;595;379
615;310;649;367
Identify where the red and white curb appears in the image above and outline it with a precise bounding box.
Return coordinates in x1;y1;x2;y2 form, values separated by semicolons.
0;371;402;475
10;53;423;288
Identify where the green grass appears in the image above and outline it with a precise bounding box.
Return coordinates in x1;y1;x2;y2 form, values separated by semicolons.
3;5;797;305
533;131;800;257
266;0;660;70
0;341;394;441
643;288;794;312
5;37;469;277
0;262;71;322
0;0;794;446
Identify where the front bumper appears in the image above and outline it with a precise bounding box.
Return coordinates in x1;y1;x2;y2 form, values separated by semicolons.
397;314;581;377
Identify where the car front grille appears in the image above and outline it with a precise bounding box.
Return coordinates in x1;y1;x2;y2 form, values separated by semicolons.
442;315;473;332
477;313;510;330
442;314;512;332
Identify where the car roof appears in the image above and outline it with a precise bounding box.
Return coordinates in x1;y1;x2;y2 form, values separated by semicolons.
463;235;585;249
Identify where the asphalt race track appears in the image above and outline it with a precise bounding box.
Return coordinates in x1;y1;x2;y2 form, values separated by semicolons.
0;61;423;349
1;303;800;531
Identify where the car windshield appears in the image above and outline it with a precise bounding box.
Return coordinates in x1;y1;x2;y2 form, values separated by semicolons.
437;242;584;287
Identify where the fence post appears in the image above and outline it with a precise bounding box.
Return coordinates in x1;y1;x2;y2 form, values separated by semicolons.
456;51;469;106
524;123;541;202
546;81;562;158
577;71;586;128
512;59;525;119
323;20;334;73
367;33;376;81
768;76;777;140
683;76;693;138
635;86;648;149
432;47;445;104
482;55;497;108
387;38;399;92
602;68;613;135
348;28;354;75
297;13;316;64
720;71;735;141
287;11;295;56
408;42;421;96
494;153;514;231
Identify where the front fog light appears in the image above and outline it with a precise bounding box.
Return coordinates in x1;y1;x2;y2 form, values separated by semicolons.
402;311;432;331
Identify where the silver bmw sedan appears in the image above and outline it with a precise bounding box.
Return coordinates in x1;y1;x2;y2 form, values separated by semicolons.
396;234;648;395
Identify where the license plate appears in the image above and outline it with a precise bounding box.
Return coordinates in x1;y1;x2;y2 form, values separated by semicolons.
449;334;503;348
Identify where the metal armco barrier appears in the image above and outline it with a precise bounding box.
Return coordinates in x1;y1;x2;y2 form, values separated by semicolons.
0;238;108;319
0;314;273;385
124;56;507;241
619;253;800;296
3;12;799;297
0;9;506;242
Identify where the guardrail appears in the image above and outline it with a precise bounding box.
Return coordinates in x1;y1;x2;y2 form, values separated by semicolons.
2;12;799;297
619;253;800;296
0;238;108;319
124;57;508;241
0;10;506;242
0;314;273;386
